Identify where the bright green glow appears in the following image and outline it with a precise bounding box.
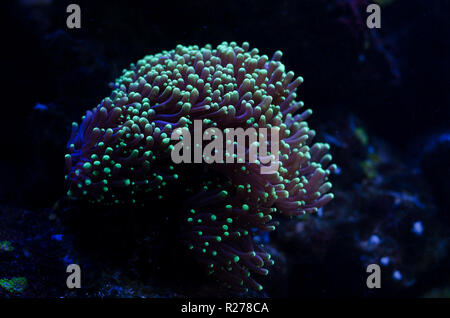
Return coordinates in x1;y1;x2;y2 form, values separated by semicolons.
0;277;27;294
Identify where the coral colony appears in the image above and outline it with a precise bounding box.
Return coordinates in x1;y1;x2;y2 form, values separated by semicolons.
65;42;336;293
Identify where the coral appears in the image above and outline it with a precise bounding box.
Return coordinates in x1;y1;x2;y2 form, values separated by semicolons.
0;277;27;294
0;240;14;252
65;42;335;293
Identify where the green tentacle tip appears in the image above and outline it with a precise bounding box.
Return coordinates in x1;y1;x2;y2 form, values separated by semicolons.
0;277;27;294
0;241;14;252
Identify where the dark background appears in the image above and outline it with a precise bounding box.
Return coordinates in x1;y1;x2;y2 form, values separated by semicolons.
0;0;449;298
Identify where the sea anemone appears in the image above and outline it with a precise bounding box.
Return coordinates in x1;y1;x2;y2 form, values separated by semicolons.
65;41;336;293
